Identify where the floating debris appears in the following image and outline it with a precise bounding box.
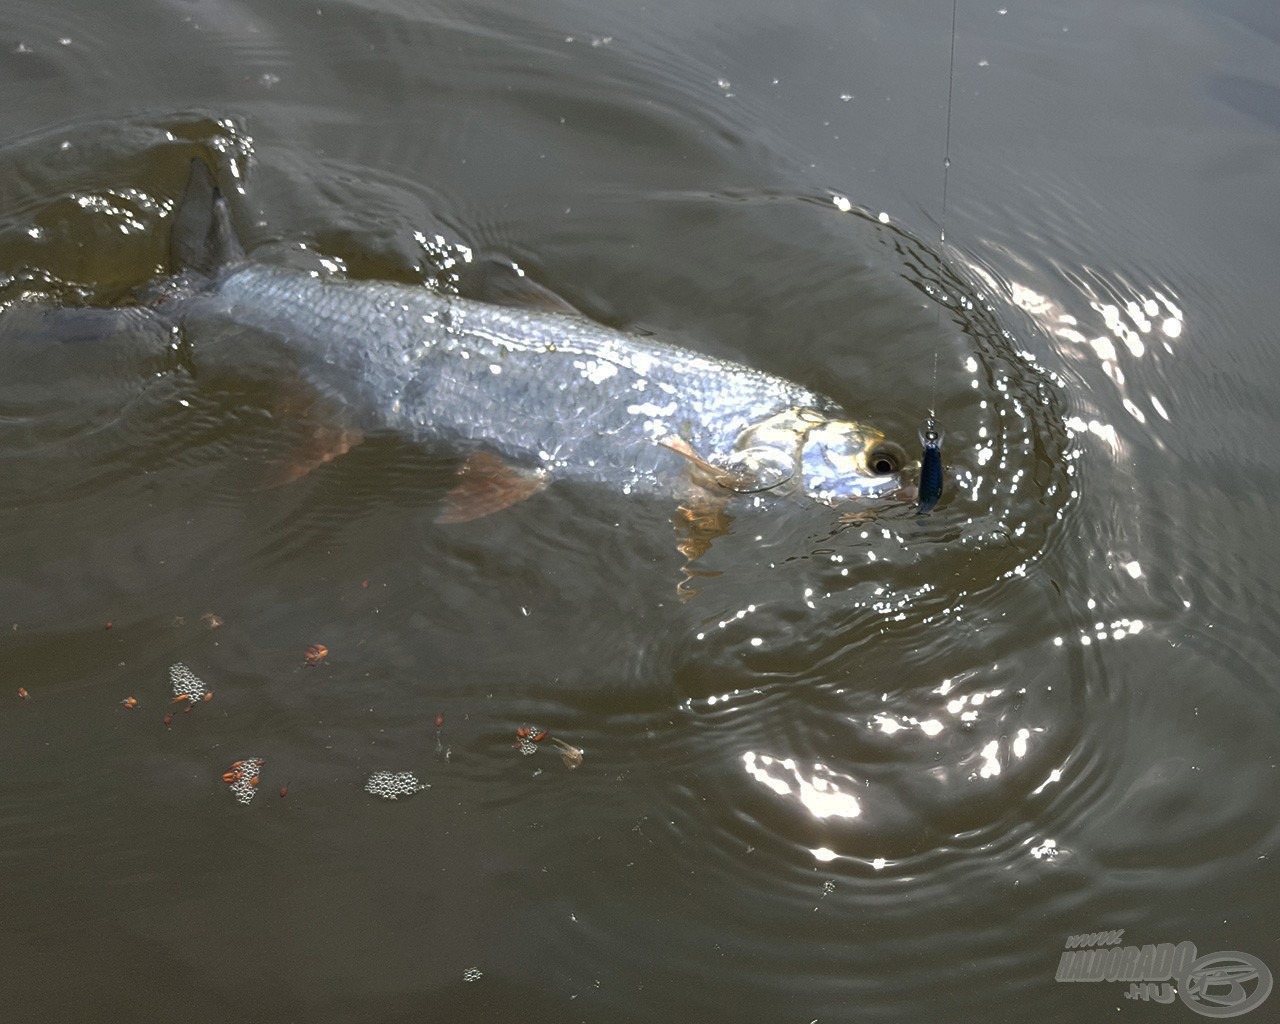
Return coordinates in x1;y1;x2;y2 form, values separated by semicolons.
17;687;29;700
304;643;329;666
120;696;138;709
462;967;483;982
162;713;174;728
279;783;289;798
224;758;264;805
169;662;210;705
514;725;583;768
515;724;546;756
201;612;224;630
548;736;584;770
105;620;113;631
364;771;427;799
434;712;451;762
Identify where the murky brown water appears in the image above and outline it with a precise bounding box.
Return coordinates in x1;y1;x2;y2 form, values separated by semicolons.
2;1;1278;1022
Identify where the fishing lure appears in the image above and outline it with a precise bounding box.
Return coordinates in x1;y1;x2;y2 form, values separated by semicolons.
917;417;944;514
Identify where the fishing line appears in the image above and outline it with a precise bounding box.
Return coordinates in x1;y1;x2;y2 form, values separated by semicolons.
934;0;958;418
916;0;958;515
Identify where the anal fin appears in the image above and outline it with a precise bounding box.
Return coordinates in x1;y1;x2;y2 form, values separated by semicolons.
437;451;548;524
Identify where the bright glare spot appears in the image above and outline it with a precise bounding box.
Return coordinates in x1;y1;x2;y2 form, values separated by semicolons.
1123;560;1142;579
1032;768;1063;795
1161;317;1182;338
742;752;862;819
877;211;890;224
979;740;1002;778
832;194;852;213
1088;336;1116;362
813;847;838;863
919;719;943;737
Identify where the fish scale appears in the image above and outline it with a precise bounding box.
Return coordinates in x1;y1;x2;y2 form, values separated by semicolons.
182;261;833;493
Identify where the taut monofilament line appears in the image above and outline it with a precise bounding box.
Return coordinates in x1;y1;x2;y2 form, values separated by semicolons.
918;0;959;514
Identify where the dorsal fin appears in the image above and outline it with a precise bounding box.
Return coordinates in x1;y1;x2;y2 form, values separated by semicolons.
169;159;244;277
456;257;583;316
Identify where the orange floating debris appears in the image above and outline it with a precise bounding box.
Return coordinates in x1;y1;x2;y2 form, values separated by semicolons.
435;713;445;728
515;724;547;755
120;697;138;709
225;757;265;805
201;691;213;702
17;687;29;699
304;643;329;666
201;612;223;630
162;713;174;727
279;783;289;798
105;620;113;631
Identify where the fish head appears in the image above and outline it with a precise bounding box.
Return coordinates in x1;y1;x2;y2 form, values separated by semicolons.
797;416;911;504
725;408;911;504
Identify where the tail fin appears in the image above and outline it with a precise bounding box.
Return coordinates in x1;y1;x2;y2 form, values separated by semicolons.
169;159;244;277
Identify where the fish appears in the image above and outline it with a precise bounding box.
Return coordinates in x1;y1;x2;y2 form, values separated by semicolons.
18;160;918;523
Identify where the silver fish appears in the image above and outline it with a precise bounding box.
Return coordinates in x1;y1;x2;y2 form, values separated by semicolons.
34;161;917;521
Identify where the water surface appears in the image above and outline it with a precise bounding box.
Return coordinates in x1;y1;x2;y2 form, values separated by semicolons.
2;1;1278;1022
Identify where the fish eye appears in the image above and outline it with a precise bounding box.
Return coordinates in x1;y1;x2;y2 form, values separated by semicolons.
867;442;906;475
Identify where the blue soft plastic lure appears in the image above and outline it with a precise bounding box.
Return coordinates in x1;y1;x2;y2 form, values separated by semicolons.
917;417;944;514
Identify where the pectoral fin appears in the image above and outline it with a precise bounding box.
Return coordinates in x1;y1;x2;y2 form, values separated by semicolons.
657;435;737;491
657;435;793;494
436;452;548;524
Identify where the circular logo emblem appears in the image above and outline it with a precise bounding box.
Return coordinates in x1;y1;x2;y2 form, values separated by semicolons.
1179;951;1273;1018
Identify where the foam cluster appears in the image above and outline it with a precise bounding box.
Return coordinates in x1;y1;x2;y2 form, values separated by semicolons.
169;662;209;703
225;758;264;805
364;771;427;799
